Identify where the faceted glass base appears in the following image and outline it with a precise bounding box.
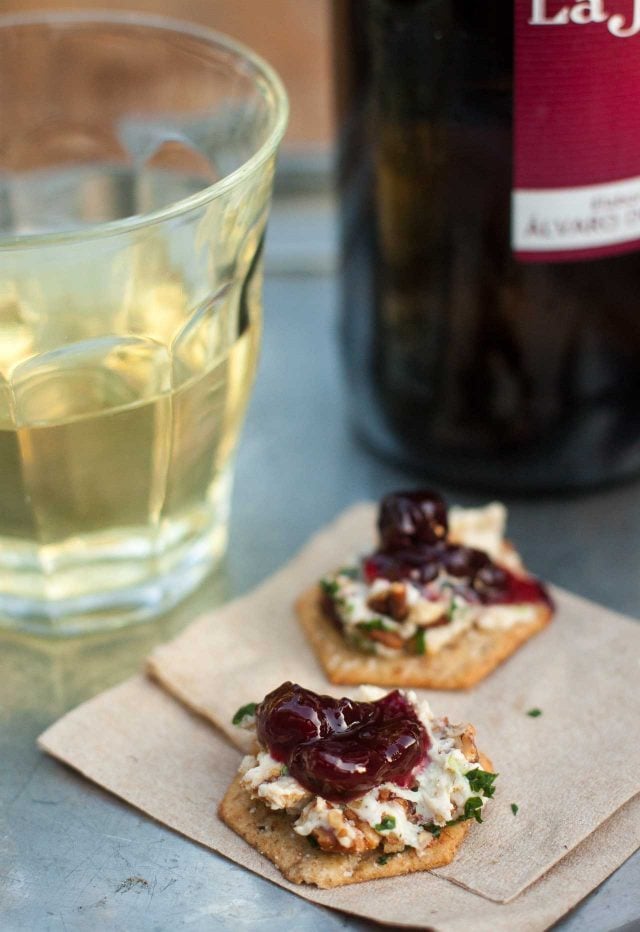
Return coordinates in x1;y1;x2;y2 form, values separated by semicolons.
0;472;231;637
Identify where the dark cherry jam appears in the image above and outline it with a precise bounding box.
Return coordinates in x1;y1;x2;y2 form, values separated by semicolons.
496;572;551;606
255;682;429;801
363;490;551;607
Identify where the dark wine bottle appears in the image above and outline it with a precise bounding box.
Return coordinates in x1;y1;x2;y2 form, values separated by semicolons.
334;0;640;490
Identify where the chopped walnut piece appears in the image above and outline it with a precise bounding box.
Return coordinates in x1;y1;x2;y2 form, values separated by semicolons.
382;834;406;854
458;724;480;764
367;627;405;650
409;600;447;627
344;809;381;847
367;582;410;621
388;583;410;620
313;826;339;851
311;808;380;853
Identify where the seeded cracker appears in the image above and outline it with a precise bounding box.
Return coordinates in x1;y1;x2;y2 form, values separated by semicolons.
219;714;492;891
297;584;552;689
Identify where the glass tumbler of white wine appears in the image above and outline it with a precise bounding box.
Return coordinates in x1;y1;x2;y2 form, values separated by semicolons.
0;13;288;635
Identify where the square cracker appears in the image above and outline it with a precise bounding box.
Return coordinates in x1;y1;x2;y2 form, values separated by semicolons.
296;585;552;690
218;773;470;888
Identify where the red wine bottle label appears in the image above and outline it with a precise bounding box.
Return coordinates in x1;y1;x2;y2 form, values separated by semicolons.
513;0;640;261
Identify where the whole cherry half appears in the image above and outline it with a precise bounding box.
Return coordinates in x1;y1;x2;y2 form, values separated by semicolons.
378;490;448;550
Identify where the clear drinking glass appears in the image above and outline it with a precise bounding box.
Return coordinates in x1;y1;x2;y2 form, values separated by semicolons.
0;12;288;635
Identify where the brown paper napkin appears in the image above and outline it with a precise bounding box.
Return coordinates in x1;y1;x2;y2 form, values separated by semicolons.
38;674;640;932
145;503;640;903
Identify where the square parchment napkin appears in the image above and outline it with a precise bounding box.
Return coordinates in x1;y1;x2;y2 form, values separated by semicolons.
146;504;640;903
38;674;640;932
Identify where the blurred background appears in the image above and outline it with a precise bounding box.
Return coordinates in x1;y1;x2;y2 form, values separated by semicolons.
0;0;334;156
0;0;337;269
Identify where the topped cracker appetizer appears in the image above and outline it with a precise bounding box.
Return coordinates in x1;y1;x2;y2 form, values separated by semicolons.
219;681;497;888
297;490;553;689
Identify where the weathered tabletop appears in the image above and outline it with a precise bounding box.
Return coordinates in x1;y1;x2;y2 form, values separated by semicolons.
2;271;639;931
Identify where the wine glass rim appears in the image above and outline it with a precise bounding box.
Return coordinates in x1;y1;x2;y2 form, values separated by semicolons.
0;10;289;249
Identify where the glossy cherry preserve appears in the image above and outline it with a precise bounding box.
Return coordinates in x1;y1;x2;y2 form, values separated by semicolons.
365;490;550;606
255;682;429;801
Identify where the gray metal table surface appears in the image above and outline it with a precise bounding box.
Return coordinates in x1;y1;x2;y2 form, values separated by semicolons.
2;271;640;932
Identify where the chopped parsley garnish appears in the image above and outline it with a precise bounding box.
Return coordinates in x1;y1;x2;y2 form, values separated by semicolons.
349;632;379;654
511;803;519;816
526;708;543;718
338;566;359;579
320;578;339;597
232;702;257;725
377;855;390;865
446;600;456;622
415;628;427;655
374;815;396;832
466;768;499;798
462;796;484;823
359;618;387;632
280;765;289;776
307;835;320;848
423;796;487;837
